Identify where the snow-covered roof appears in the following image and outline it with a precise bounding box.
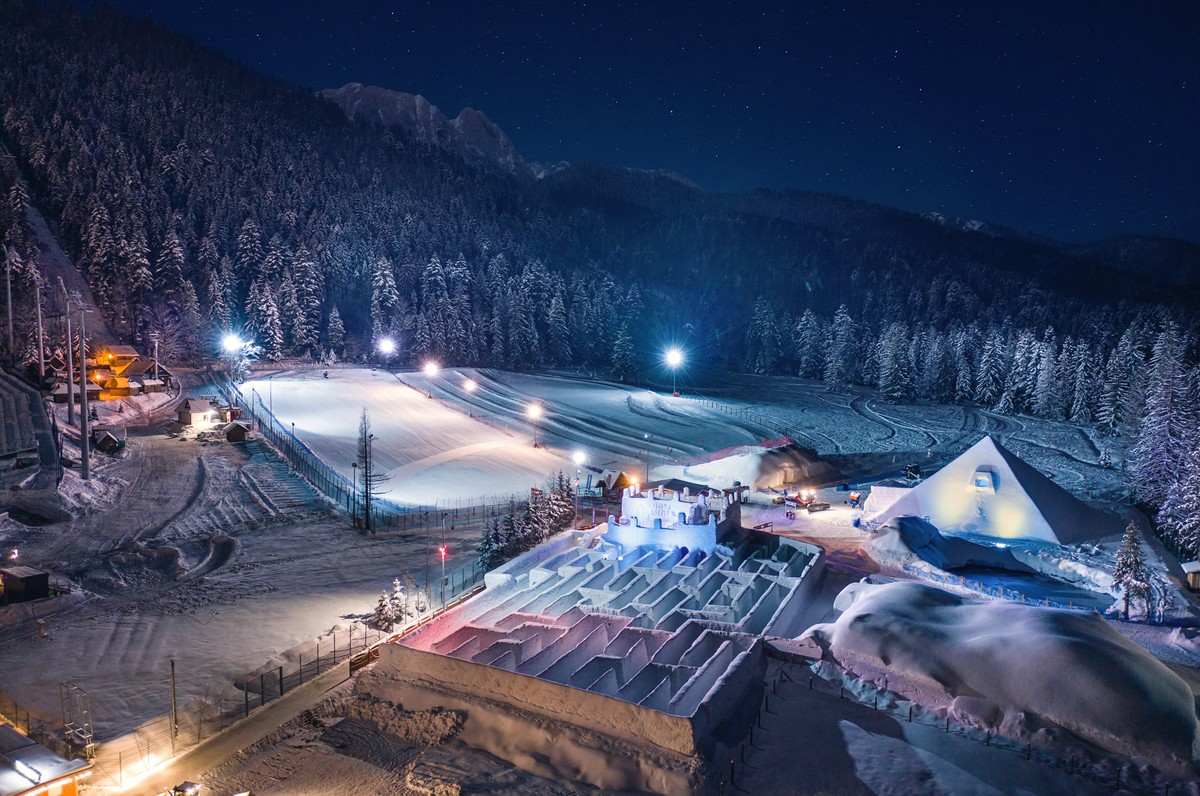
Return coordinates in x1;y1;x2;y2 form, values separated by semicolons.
868;435;1121;545
180;398;214;413
1182;561;1200;574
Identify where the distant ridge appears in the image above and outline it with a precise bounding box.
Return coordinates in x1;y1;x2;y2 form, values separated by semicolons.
320;82;531;178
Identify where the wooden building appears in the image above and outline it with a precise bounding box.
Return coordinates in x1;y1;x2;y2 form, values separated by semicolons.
177;399;215;426
0;566;49;604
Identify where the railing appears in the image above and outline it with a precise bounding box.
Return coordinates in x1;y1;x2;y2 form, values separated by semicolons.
901;563;1096;612
210;372;550;531
86;561;486;789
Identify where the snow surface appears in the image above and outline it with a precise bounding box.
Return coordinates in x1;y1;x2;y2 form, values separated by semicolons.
804;580;1200;773
0;367;1184;794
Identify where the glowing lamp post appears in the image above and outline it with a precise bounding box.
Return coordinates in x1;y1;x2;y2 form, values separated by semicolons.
665;346;684;396
526;402;543;448
377;337;396;369
438;544;448;612
423;361;440;397
222;333;244;384
463;377;477;393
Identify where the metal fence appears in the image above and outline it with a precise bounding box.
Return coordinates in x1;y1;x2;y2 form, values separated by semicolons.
86;563;486;789
901;563;1096;612
210;373;549;532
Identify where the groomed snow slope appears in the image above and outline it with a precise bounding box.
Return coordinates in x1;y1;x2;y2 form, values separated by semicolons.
803;581;1200;772
242;369;568;505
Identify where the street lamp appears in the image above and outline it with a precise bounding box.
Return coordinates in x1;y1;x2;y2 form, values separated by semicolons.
377;337;396;369
526;402;543;447
665;347;684;396
222;333;244;382
438;543;448;613
572;450;586;527
463;377;477;393
423;361;440;398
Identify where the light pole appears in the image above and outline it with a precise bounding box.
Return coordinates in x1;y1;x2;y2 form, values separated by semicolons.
351;462;359;528
60;279;75;427
377;337;396;370
438;543;447;613
423;360;439;398
222;333;243;382
665;346;683;396
526;402;543;447
572;450;586;527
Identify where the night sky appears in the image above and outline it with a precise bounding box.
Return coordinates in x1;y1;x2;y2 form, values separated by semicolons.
107;1;1198;244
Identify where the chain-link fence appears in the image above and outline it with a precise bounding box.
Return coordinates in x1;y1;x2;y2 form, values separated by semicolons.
86;563;486;789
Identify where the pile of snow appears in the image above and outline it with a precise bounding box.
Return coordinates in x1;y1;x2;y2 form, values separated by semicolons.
803;581;1200;772
656;443;835;491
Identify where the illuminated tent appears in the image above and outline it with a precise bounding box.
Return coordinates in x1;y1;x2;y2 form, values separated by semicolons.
865;435;1120;545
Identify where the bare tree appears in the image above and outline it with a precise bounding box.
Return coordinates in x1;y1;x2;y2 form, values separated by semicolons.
356;408;390;533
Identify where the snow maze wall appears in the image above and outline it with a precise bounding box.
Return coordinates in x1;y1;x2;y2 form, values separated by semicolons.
376;527;824;758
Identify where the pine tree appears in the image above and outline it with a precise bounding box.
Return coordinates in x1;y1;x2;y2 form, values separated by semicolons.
547;288;572;365
1112;522;1150;620
549;470;576;532
746;296;780;375
1129;324;1192;507
878;322;912;403
373;590;396;631
611;322;636;382
793;309;824;379
823;304;856;391
974;329;1005;406
326;305;345;355
1157;437;1200;558
389;577;408;623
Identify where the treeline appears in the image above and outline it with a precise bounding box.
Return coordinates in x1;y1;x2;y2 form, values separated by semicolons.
0;4;1197;554
477;473;576;570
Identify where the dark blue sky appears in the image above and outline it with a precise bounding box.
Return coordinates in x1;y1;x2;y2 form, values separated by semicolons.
109;1;1198;244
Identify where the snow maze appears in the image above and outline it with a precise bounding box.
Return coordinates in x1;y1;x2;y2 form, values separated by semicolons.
379;524;823;759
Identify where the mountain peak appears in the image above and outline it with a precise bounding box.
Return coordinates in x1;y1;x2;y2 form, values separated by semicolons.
319;83;531;178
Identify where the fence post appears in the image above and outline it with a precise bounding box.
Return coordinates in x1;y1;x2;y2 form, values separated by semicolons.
244;687;248;718
259;673;266;707
278;666;284;696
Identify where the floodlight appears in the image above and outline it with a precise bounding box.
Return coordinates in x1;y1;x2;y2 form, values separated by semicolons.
463;378;477;393
377;337;396;355
526;403;543;420
423;361;440;377
221;334;243;352
572;450;586;466
665;347;683;368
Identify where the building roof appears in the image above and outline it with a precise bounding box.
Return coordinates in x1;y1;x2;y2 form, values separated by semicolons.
104;345;140;358
868;435;1122;545
1182;561;1200;574
0;566;46;579
179;399;214;413
117;356;171;377
645;478;711;494
0;724;90;796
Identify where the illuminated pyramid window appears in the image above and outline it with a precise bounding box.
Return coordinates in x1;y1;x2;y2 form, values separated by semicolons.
971;467;997;494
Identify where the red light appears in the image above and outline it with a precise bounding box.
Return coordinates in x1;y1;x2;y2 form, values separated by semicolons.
438;546;447;559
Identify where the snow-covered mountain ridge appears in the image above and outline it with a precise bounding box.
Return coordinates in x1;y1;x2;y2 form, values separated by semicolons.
319;82;532;178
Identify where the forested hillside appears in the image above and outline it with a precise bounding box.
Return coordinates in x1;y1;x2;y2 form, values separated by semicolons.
0;3;1197;551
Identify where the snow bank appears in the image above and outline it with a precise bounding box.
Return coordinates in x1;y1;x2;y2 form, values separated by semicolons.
803;581;1200;772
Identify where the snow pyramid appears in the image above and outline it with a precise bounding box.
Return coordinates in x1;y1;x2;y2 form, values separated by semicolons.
866;435;1120;545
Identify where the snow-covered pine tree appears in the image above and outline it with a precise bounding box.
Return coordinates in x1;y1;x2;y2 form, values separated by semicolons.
793;309;823;379
746;296;780;375
547;288;572;366
823;304;856;391
389;577;408;623
549;470;576;533
1068;341;1097;423
1112;522;1150;620
326;305;345;355
1157;437;1200;558
878;321;912;403
235;218;264;279
973;328;1005;406
1129;323;1191;507
373;590;396;631
612;322;636;382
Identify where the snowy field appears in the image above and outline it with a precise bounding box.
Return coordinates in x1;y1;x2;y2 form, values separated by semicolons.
1;366;1192;794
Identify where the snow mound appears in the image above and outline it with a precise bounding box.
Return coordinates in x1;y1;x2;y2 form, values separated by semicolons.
803;581;1200;771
